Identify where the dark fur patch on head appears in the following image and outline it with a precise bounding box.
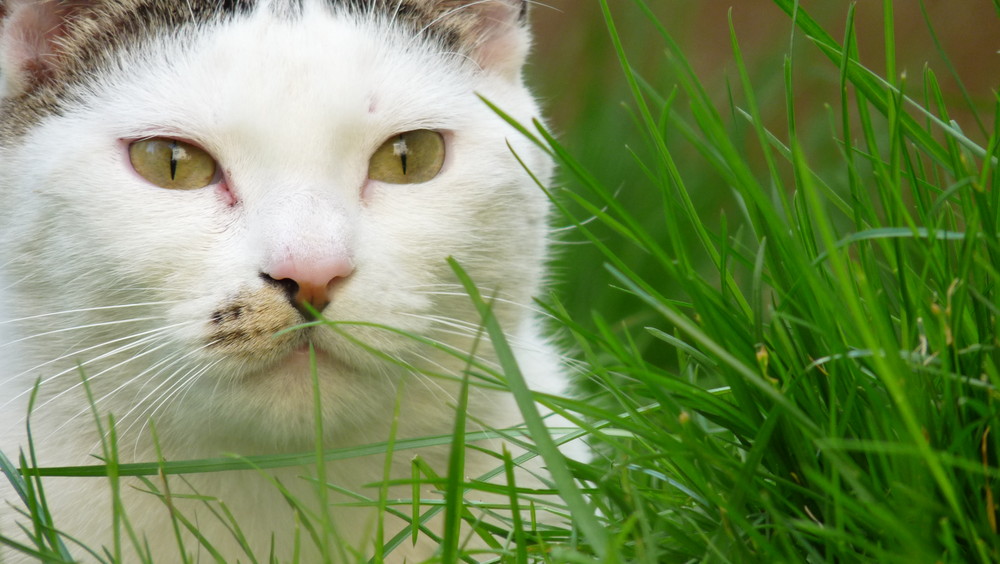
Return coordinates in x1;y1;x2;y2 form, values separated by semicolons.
1;0;257;138
0;0;527;137
353;0;528;53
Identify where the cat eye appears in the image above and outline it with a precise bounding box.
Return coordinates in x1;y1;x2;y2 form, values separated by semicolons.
129;138;218;190
368;130;445;184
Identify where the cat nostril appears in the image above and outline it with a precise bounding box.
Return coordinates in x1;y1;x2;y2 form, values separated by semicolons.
261;272;330;319
261;256;354;317
264;275;299;298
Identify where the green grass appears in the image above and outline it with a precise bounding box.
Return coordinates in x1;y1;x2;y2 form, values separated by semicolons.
531;0;999;561
4;0;1000;561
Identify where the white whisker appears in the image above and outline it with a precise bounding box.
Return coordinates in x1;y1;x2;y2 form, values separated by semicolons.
0;316;170;349
0;301;183;324
0;321;195;399
45;352;190;444
30;340;176;414
404;353;460;403
121;340;223;428
411;289;556;320
55;348;196;442
127;359;224;457
395;311;540;353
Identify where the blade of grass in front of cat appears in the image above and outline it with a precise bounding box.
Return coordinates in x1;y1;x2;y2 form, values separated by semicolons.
373;372;405;562
501;445;529;563
448;257;609;560
22;382;76;561
307;342;335;563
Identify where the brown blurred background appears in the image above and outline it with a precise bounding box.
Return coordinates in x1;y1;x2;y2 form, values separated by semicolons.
529;1;999;139
522;0;1000;322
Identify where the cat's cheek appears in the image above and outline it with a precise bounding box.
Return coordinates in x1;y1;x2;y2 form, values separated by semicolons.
359;177;418;201
358;173;434;203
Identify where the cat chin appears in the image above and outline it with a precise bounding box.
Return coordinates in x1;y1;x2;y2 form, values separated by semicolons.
165;334;404;447
202;316;409;382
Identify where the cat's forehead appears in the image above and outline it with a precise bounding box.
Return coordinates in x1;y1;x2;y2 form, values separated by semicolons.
99;9;476;162
0;0;526;138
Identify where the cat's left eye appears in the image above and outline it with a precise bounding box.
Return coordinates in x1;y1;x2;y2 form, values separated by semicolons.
368;130;445;185
129;138;217;190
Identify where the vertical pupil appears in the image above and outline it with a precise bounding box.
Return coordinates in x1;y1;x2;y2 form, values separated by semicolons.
392;135;409;175
169;141;180;180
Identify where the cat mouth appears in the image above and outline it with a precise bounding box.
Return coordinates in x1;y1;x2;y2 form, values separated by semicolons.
229;335;340;383
271;332;353;373
286;341;329;366
205;284;366;378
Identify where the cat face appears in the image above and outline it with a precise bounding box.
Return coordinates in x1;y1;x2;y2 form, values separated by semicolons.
0;0;551;449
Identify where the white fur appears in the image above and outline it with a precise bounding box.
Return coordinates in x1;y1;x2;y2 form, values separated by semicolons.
0;3;574;562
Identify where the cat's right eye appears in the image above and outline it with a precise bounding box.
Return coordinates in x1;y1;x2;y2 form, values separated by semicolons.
129;138;218;190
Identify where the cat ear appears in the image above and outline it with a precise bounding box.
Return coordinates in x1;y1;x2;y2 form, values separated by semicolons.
438;0;531;79
0;0;95;95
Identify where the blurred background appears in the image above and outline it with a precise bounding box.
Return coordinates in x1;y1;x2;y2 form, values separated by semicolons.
523;0;1000;327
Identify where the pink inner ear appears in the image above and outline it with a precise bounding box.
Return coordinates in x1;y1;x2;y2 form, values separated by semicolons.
467;1;530;78
0;0;78;90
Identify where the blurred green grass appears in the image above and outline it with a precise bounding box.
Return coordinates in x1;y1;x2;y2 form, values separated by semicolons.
516;1;1000;560
530;0;1000;331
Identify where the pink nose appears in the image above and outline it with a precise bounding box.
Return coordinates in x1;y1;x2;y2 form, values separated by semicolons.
265;255;354;314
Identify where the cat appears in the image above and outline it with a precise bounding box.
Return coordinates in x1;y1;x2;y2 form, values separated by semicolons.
0;1;579;561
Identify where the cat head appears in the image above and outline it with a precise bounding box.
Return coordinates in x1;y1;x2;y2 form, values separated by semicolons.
0;0;553;449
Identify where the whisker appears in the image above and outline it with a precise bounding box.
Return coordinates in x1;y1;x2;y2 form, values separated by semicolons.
402;351;461;404
114;338;228;447
120;340;223;428
0;321;195;396
393;311;589;386
404;354;495;439
0;316;171;349
27;339;179;424
55;347;195;440
45;350;191;444
127;359;224;457
0;301;183;324
398;282;465;290
114;369;199;454
395;311;544;353
144;359;221;425
410;289;556;320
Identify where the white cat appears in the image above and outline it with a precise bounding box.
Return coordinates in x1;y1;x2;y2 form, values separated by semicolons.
0;1;576;561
